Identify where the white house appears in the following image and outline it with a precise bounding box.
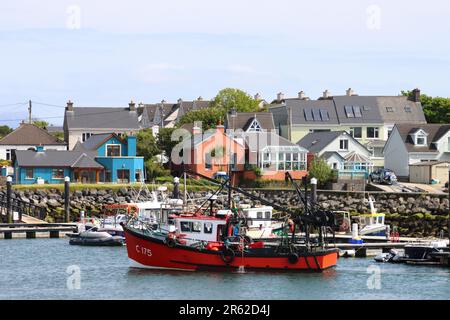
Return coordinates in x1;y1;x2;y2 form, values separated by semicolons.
0;123;67;175
383;124;450;178
297;131;373;175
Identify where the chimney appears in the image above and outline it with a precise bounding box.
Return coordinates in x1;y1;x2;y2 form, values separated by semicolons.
66;100;74;111
411;88;421;102
216;122;225;134
177;98;183;104
323;90;331;99
346;88;355;96
129;100;136;111
161;99;166;104
277;92;285;103
229;107;237;117
197;96;203;101
193;121;202;135
254;93;261;101
298;91;306;99
36;145;45;152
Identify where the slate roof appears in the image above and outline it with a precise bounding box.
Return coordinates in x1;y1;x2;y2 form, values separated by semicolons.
14;150;103;168
321;151;345;161
65;107;140;129
269;94;426;126
394;124;450;153
226;112;275;131
296;131;344;153
0;123;66;146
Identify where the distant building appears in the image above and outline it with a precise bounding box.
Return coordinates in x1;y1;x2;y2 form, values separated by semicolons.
384;124;450;179
297;131;373;179
0;122;67;163
226;112;308;181
14;133;143;184
64;100;141;150
270;88;427;168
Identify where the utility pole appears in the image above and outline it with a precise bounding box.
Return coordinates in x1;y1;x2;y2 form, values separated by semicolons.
28;100;32;124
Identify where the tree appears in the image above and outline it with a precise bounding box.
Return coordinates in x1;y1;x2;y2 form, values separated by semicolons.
401;90;450;123
308;158;334;188
32;120;50;129
157;127;179;161
178;88;262;131
136;129;159;160
178;107;226;131
145;158;170;179
210;88;260;113
0;125;13;138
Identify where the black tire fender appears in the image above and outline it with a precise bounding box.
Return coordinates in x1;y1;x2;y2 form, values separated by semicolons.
221;248;235;264
288;253;299;264
166;237;176;248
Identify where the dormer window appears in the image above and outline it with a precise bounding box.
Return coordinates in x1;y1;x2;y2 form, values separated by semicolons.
247;118;263;132
410;129;428;146
416;135;426;146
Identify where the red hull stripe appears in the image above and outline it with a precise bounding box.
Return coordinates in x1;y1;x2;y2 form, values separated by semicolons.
124;226;338;272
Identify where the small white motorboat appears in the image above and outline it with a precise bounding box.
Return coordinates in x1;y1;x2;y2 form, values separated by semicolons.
67;227;125;246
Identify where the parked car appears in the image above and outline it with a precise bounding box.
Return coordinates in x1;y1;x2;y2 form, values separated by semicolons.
370;169;397;185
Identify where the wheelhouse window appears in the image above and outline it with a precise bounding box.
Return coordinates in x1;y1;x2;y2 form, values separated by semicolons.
204;222;213;234
25;168;34;179
52;168;65;179
367;127;379;139
106;145;121;157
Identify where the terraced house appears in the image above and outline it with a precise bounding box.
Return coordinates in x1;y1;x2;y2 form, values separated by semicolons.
270;88;427;169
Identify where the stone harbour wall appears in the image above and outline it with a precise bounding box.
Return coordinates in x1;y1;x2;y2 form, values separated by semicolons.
2;187;449;237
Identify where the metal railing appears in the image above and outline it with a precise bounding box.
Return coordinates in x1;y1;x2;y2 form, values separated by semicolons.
0;194;47;222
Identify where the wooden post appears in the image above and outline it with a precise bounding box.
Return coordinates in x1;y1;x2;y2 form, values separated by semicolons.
6;176;12;224
64;176;70;223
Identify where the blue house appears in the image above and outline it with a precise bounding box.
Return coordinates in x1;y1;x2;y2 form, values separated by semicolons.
14;133;144;184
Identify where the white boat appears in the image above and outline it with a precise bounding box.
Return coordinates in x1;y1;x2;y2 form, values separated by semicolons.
67;227;125;246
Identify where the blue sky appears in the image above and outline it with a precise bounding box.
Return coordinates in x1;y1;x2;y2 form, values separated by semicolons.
1;0;450;127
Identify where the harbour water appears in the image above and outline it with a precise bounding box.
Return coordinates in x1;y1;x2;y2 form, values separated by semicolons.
1;238;449;300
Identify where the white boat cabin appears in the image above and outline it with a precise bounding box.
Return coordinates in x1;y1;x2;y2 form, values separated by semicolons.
241;206;274;229
174;216;227;242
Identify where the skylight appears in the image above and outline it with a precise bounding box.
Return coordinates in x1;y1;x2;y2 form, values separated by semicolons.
353;106;362;118
345;105;354;118
320;109;329;121
304;109;313;121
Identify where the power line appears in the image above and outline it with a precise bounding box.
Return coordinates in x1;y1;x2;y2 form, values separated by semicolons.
0;102;28;108
0;108;133;122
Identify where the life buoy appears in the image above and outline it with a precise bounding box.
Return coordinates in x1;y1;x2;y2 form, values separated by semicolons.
288;253;299;264
221;248;235;264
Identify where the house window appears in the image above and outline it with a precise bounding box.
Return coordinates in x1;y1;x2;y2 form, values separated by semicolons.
339;139;349;150
387;128;393;138
205;153;212;169
247;119;263;132
416;135;427;146
367;127;379;139
25;168;34;179
135;169;142;182
117;169;130;183
371;147;384;157
386;106;394;112
82;133;92;142
52;169;65;179
350;127;362;139
344;105;354;118
106;145;121;157
5;149;12;161
404;106;412;113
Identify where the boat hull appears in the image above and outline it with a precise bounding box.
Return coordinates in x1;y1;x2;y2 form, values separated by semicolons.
124;226;338;272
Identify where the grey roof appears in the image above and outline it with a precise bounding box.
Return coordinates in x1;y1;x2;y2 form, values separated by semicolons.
333;95;426;124
284;99;339;125
269;94;427;126
46;126;63;133
15;150;103;168
78;133;115;151
394;124;450;153
65;107;140;130
297;131;344;153
321;151;345;161
409;161;448;167
226;112;275;131
0;123;66;146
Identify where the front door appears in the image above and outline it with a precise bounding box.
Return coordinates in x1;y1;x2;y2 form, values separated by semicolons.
117;169;130;183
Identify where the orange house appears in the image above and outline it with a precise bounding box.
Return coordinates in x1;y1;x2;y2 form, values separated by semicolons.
172;124;246;185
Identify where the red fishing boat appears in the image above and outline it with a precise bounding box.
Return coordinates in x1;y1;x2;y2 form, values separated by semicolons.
123;170;339;272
